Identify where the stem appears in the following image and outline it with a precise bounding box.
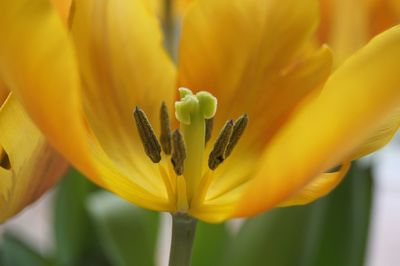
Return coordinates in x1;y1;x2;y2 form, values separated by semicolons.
168;213;198;266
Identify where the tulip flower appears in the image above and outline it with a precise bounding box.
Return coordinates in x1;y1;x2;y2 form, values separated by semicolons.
0;0;69;224
0;84;68;222
2;0;400;264
1;0;400;231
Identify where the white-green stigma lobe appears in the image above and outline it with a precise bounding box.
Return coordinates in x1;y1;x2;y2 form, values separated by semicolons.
175;88;217;125
174;88;217;200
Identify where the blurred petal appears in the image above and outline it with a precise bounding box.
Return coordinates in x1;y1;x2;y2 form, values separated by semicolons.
366;0;400;37
350;108;400;159
0;0;173;211
319;0;369;63
50;0;72;25
318;0;400;64
278;162;350;207
0;80;9;105
0;95;68;222
235;25;400;217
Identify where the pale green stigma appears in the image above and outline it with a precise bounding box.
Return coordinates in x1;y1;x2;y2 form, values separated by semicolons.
175;87;217;200
175;88;217;125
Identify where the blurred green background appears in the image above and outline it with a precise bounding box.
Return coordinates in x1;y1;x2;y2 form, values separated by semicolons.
0;162;373;266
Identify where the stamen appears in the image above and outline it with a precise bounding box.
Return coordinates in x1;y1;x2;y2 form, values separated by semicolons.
208;120;234;170
171;129;186;176
0;148;10;170
325;165;342;173
205;118;214;145
133;107;162;163
160;102;172;155
225;114;248;158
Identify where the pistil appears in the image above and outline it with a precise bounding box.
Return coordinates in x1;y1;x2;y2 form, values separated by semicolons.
175;88;217;201
133;88;248;212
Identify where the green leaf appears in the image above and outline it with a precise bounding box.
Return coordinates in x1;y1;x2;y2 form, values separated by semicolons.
221;162;373;266
53;168;104;266
0;233;52;266
192;222;231;266
305;163;373;266
86;191;160;266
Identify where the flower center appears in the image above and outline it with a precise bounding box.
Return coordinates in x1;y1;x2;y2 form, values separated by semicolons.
174;88;217;203
133;88;247;214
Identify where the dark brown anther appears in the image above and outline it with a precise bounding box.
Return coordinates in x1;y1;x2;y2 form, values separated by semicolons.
160;102;172;155
208;120;234;170
133;107;162;163
171;129;186;175
225;114;248;158
0;148;10;170
205;118;214;145
325;165;342;173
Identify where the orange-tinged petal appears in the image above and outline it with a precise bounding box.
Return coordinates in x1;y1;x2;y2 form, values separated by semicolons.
366;0;400;37
278;162;351;207
50;0;72;25
185;45;332;223
0;0;173;211
318;0;400;64
319;0;369;64
0;95;68;222
177;0;332;221
234;25;400;218
178;0;321;151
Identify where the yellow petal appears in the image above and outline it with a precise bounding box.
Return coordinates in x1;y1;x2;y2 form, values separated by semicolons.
0;95;68;222
318;0;400;64
0;80;9;105
278;162;351;207
320;0;369;64
186;46;332;223
177;0;331;222
349;108;400;159
178;0;321;151
234;25;400;218
72;0;175;165
0;0;173;211
50;0;72;25
71;0;176;199
365;0;400;37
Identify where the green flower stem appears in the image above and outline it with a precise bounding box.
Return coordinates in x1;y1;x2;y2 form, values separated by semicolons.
168;213;198;266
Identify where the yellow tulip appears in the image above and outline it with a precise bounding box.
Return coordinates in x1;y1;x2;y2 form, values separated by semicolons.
318;0;400;63
0;0;400;223
0;0;70;223
0;83;68;222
